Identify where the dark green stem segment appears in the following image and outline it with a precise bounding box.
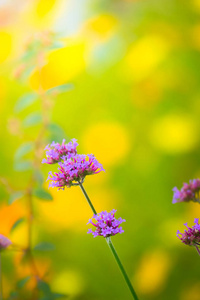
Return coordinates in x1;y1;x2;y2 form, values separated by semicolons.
0;253;3;300
79;182;97;215
79;183;139;300
195;246;200;256
106;237;139;300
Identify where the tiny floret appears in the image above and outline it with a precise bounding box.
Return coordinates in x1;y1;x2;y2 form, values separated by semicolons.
0;234;12;250
172;179;200;204
87;210;125;238
177;218;200;247
42;139;78;164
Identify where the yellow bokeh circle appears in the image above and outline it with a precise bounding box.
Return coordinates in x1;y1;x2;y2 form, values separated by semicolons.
135;250;171;295
52;270;84;296
0;31;12;63
29;40;86;91
81;122;130;166
149;114;198;153
37;186;116;230
126;35;170;81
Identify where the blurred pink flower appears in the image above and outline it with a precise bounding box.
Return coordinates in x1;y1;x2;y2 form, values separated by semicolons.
0;234;12;250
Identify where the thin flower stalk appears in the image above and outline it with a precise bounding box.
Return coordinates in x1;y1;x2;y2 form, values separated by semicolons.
43;140;139;299
79;183;139;300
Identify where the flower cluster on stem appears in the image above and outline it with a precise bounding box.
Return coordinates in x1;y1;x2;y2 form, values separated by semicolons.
172;179;200;204
42;139;78;164
43;139;104;189
87;210;125;238
177;219;200;248
43;139;139;300
173;178;200;255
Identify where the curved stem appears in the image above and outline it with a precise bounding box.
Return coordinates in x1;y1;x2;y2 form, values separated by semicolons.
79;182;97;215
79;183;139;300
195;246;200;256
106;237;139;300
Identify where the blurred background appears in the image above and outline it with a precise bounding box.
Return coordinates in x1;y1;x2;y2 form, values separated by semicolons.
0;0;200;299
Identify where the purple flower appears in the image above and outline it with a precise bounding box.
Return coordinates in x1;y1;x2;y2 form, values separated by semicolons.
47;154;105;189
87;210;126;238
42;139;78;164
177;218;200;247
0;234;12;250
172;179;200;204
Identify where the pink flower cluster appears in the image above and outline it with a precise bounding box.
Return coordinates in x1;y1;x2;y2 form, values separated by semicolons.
43;139;104;189
0;234;12;250
87;210;125;238
42;139;78;164
172;179;200;204
177;218;200;246
48;154;104;189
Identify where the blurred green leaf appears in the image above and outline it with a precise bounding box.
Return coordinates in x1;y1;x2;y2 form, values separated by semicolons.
48;123;66;142
51;293;68;299
14;142;33;161
8;291;19;300
33;188;53;201
23;113;42;128
8;191;24;205
34;242;55;251
20;66;35;81
14;160;32;171
40;296;67;300
38;280;67;300
17;276;31;289
47;83;74;95
14;94;38;113
38;280;51;294
34;170;44;185
48;42;65;50
11;217;25;232
21;50;36;62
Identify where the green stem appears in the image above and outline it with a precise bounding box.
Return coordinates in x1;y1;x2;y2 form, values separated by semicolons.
79;183;139;300
79;182;97;215
0;253;3;300
106;237;139;300
195;246;200;256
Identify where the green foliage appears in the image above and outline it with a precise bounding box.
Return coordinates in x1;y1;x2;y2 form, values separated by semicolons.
38;280;68;300
33;170;44;185
34;242;55;251
17;276;31;289
8;191;24;205
8;291;19;300
48;123;67;143
48;42;65;50
47;83;74;95
14;93;38;113
14;142;33;161
33;187;53;200
10;217;25;232
23;112;42;128
14;143;33;172
14;160;32;171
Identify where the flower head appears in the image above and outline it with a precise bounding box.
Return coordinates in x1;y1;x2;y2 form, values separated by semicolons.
172;179;200;204
177;218;200;246
42;139;78;164
47;154;105;189
0;234;12;250
87;210;125;238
